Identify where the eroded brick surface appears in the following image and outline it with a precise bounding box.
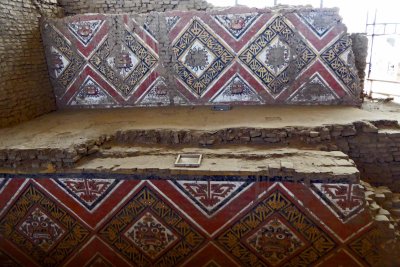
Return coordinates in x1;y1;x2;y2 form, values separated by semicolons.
0;0;62;128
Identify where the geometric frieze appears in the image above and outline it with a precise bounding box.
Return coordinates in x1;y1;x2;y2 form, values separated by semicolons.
41;8;361;107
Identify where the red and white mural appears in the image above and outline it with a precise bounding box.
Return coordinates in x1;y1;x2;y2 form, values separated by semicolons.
41;7;361;108
0;176;383;266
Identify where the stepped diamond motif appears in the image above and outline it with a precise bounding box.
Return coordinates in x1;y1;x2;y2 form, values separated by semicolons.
45;25;85;89
246;216;305;265
213;13;261;40
18;207;65;252
55;178;119;210
89;29;158;98
239;17;316;96
321;35;360;95
99;187;204;266
124;211;178;259
217;190;336;266
0;185;89;266
172;18;234;97
68;20;104;46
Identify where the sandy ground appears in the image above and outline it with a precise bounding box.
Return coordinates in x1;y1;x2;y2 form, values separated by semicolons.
0;103;399;150
75;146;358;180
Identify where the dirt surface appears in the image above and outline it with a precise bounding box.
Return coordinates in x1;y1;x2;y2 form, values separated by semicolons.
75;146;358;181
0;103;398;150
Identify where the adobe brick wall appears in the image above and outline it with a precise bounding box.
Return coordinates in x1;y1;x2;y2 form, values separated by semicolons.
0;0;63;128
350;33;368;97
1;119;400;192
58;0;212;15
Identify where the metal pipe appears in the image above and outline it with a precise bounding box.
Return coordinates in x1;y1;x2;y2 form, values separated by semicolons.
367;9;377;79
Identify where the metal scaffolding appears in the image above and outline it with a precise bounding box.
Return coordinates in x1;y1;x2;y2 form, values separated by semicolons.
365;9;400;97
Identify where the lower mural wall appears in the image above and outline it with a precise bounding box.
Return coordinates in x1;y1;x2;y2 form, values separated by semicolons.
0;175;387;267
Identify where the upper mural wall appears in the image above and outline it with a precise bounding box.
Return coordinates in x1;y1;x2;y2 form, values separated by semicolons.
41;7;362;108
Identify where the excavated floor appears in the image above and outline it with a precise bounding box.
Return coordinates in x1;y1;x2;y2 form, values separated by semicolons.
0;103;399;266
0;103;398;152
76;146;358;181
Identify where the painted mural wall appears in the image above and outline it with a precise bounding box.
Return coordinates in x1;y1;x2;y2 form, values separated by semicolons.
41;7;362;108
0;175;379;266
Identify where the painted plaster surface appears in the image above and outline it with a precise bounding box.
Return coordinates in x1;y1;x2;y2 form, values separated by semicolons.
0;175;380;266
41;7;362;108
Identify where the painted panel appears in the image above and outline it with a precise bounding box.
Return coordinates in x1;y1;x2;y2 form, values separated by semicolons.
41;8;361;108
0;175;380;266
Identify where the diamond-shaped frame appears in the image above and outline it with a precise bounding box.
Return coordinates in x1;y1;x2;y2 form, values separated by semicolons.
123;210;179;259
321;34;360;96
216;190;336;266
89;27;158;99
245;215;306;265
99;186;205;266
172;18;235;97
0;184;90;267
238;16;317;97
43;24;85;90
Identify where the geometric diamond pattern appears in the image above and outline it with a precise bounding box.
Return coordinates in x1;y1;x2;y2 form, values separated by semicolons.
69;76;116;106
89;30;158;98
246;216;305;265
124;211;178;259
216;190;336;266
0;184;90;266
18;206;65;252
165;16;180;32
44;25;85;90
136;77;188;106
0;177;381;266
321;35;360;95
349;228;384;267
99;186;205;266
42;8;361;107
172;18;234;97
239;17;317;96
211;74;263;104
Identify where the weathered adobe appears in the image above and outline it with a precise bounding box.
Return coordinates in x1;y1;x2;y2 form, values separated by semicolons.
1;119;400;192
